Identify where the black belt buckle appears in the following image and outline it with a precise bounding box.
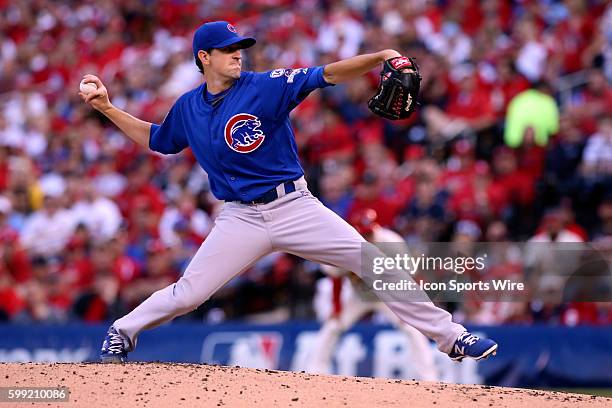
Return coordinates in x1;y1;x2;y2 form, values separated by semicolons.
256;189;278;204
241;188;277;205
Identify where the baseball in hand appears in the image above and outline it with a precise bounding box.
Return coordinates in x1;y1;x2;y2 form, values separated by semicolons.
79;80;98;94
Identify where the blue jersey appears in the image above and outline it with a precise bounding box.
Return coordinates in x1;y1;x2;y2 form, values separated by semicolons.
149;66;334;201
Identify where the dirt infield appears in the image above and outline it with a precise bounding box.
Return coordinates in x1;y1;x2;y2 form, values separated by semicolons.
1;363;610;408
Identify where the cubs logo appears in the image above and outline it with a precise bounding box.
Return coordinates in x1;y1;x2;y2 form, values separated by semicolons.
224;113;266;153
227;24;237;33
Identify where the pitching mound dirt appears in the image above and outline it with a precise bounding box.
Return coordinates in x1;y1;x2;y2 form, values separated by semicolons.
1;363;610;407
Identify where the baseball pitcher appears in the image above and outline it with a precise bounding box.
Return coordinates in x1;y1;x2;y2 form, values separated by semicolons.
78;21;497;364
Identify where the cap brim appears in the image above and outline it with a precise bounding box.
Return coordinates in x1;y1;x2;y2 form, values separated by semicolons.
214;37;256;50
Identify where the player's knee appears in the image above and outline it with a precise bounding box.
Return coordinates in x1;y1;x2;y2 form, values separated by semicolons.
171;278;209;311
174;295;200;312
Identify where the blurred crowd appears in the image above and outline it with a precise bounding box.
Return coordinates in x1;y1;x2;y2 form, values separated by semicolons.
1;0;611;326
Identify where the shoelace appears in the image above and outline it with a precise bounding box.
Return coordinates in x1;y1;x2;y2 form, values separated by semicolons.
457;332;480;346
106;331;125;354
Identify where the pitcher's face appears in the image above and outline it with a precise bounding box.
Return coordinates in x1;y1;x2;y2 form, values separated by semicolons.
205;45;243;79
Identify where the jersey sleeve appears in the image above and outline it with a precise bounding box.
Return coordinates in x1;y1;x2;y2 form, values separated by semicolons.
257;65;334;119
149;99;189;154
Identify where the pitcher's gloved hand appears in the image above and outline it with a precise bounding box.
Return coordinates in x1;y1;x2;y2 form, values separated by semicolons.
368;56;422;120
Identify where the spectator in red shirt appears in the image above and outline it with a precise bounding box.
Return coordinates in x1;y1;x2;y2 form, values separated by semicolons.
108;228;141;289
449;161;510;225
0;196;31;283
439;139;478;195
305;109;356;165
566;67;612;135
491;146;535;206
0;196;30;320
116;157;166;221
24;256;71;322
347;172;401;228
548;0;597;75
423;64;496;141
60;226;94;293
489;58;530;120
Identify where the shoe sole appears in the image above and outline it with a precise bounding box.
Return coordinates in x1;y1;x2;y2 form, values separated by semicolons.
474;343;498;361
451;343;498;362
100;355;126;364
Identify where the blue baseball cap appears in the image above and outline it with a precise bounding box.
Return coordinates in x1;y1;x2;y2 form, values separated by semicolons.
192;21;256;59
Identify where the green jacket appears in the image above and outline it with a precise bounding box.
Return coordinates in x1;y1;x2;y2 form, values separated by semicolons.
504;89;559;148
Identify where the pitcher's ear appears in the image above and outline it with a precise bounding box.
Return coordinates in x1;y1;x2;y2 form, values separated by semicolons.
198;50;211;65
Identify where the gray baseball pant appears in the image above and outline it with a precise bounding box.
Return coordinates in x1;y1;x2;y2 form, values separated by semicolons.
113;180;465;354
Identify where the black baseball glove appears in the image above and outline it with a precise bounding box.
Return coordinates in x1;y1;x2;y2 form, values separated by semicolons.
368;56;422;120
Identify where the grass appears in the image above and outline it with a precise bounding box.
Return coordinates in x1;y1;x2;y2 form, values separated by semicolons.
545;388;612;397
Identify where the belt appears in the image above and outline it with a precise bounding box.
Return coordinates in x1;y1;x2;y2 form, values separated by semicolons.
238;179;299;205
